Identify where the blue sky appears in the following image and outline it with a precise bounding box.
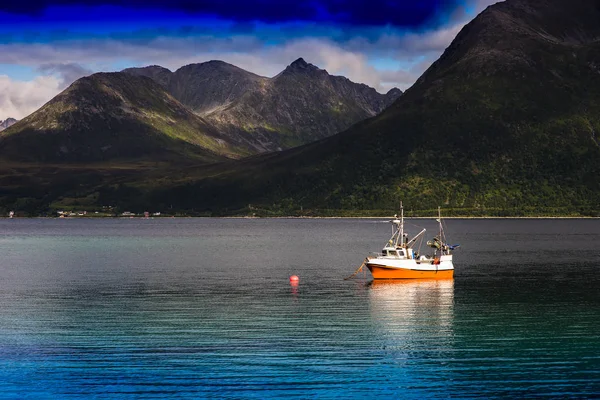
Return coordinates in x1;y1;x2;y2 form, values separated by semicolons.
0;0;501;119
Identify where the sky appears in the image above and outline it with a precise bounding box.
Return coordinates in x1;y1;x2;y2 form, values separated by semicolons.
0;0;502;120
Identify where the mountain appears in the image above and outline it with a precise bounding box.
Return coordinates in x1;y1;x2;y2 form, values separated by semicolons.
138;0;600;216
0;118;17;131
124;58;402;152
0;73;246;163
3;0;599;216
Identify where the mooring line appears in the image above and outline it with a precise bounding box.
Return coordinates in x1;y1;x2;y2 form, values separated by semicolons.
344;258;368;280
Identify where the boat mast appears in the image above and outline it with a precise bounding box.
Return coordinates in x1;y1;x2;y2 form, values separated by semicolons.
438;206;443;255
400;202;404;247
438;206;441;239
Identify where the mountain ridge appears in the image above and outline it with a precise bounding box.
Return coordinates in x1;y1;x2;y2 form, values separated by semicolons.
124;58;402;152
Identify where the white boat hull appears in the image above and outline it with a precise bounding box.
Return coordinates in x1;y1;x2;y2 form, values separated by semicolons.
366;255;453;279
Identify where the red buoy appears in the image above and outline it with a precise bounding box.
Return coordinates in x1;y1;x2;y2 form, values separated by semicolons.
289;275;299;283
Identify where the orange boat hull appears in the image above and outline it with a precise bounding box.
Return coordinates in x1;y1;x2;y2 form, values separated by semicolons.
367;264;454;279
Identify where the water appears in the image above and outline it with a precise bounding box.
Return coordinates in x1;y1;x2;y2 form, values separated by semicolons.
0;218;598;398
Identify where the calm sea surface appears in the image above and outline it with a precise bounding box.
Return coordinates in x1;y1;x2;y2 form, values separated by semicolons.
0;218;598;398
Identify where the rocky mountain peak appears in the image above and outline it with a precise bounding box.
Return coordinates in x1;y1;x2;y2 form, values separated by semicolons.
122;65;173;88
198;60;232;67
283;57;322;74
177;60;259;76
0;117;17;131
139;65;171;73
291;57;309;67
413;0;600;90
386;88;403;97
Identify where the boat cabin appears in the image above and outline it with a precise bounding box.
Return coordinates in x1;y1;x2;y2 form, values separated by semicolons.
381;246;415;259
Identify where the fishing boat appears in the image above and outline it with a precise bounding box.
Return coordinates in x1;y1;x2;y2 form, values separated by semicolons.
364;205;459;279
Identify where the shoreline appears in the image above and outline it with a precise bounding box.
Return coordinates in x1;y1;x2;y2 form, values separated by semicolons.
1;215;598;220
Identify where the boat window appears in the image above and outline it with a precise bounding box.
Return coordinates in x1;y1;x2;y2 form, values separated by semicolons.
387;250;397;256
397;249;405;256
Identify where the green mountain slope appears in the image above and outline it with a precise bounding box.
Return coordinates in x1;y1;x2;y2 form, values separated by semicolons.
140;0;600;216
0;72;246;163
125;58;402;152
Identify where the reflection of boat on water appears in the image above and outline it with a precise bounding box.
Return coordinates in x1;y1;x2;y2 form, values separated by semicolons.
369;279;454;346
369;279;454;310
365;204;458;279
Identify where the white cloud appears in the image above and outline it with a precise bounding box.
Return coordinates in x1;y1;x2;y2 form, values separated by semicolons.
395;23;465;53
0;75;62;120
37;63;93;88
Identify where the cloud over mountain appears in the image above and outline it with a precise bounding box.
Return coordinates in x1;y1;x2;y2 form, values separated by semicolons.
0;75;61;119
